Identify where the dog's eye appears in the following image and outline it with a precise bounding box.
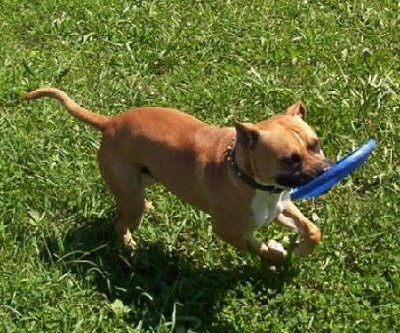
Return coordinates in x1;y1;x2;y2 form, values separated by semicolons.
281;153;301;166
308;139;320;153
290;153;301;164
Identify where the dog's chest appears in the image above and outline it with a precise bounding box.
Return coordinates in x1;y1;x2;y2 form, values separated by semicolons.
251;191;289;228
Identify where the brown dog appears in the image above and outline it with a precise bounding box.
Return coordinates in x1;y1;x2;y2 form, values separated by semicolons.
24;88;331;265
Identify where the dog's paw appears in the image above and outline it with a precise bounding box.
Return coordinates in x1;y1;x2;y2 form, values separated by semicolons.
261;240;287;266
125;239;138;257
144;200;154;210
122;233;138;254
268;239;287;257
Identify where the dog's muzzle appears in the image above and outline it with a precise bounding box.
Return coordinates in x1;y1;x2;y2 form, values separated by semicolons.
276;159;332;188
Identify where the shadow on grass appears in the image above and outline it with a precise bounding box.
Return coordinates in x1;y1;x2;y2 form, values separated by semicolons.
40;216;299;332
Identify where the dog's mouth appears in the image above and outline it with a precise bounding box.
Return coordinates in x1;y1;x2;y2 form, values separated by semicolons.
276;173;314;188
275;162;332;188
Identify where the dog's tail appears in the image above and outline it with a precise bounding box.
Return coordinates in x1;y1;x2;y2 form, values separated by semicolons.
23;87;109;131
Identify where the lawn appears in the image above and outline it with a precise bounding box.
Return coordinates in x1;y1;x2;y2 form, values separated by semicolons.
0;0;399;332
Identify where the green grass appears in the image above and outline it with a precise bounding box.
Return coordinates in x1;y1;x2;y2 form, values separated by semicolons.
1;0;399;332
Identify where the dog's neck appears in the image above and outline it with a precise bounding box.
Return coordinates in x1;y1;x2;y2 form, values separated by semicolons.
226;141;284;193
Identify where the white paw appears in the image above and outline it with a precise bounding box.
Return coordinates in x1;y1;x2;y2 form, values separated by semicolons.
144;200;154;210
267;239;288;257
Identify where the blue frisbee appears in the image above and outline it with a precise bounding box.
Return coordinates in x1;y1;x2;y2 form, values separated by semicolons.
290;139;376;200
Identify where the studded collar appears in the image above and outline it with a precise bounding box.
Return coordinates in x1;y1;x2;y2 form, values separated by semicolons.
226;142;284;193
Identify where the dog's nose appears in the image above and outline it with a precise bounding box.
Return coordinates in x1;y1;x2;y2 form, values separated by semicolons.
316;160;332;176
323;159;333;171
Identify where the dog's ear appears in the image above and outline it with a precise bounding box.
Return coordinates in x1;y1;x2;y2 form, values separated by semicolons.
285;102;307;119
235;122;259;149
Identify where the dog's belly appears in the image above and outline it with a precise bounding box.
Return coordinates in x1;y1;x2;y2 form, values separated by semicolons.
251;191;289;228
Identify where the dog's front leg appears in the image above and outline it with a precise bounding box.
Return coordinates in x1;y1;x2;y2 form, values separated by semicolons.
212;219;287;265
275;201;321;256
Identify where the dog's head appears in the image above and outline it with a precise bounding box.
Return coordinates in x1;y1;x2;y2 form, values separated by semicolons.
234;103;332;189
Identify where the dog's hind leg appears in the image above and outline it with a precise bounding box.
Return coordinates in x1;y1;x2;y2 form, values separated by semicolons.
98;146;145;250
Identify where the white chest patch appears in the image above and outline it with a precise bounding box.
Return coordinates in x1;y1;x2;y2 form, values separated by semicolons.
251;190;290;228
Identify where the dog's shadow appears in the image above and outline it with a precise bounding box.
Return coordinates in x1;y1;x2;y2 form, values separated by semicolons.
41;215;299;332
